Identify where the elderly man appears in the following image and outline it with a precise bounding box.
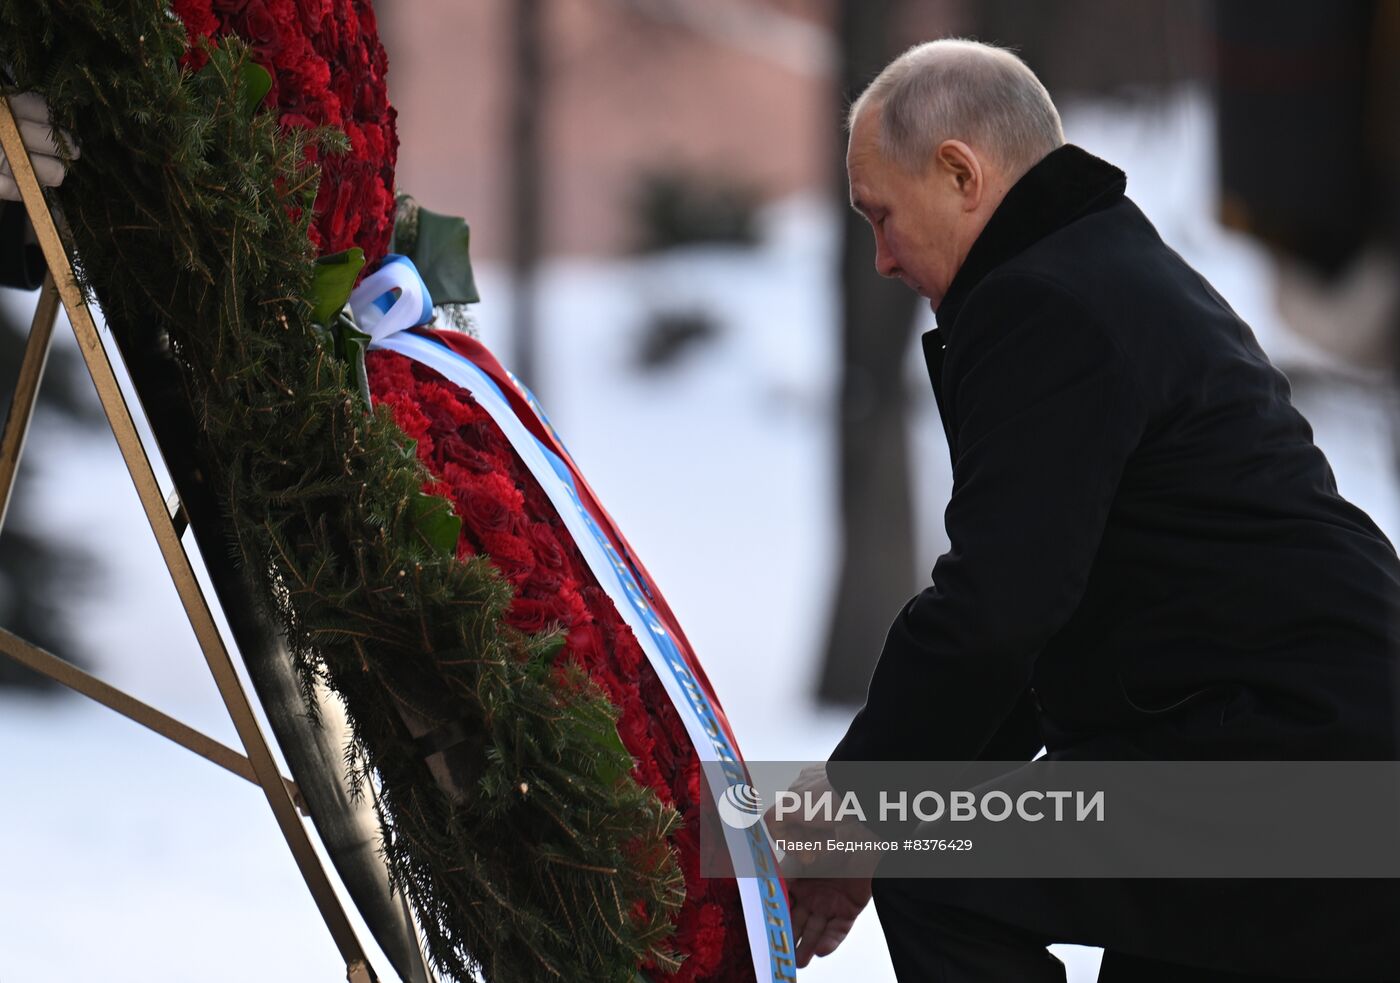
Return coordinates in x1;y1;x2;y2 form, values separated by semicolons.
791;39;1400;982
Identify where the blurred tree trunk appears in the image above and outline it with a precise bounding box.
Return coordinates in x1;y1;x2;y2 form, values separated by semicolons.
1212;1;1381;278
970;0;1208;96
510;0;544;389
816;0;921;706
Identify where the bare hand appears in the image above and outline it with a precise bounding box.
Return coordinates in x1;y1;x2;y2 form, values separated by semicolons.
788;874;873;968
764;762;841;843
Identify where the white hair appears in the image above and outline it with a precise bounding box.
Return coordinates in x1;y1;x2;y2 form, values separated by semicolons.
849;38;1065;178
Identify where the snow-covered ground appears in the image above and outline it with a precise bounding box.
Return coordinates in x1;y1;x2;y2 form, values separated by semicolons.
1;88;1395;982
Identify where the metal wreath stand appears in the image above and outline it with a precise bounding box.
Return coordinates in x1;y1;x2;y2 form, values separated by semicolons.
0;93;437;983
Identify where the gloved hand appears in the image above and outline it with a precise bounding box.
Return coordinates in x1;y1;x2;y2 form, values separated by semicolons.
0;92;79;202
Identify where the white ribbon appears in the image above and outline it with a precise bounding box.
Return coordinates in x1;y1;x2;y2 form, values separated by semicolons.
349;253;435;343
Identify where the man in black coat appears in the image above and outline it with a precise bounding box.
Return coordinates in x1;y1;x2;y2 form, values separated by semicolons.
787;39;1400;981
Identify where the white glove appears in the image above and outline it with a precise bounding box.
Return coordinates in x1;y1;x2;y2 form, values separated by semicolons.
0;92;79;202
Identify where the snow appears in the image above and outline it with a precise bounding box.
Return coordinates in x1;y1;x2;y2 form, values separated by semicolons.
1;86;1395;982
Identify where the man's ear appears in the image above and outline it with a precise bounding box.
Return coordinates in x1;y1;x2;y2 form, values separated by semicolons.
935;140;983;208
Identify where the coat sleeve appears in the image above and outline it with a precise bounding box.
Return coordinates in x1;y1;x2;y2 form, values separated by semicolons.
0;202;45;290
974;684;1043;761
829;273;1146;777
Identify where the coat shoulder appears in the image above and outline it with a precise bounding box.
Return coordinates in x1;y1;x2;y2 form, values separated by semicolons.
959;196;1268;408
947;262;1140;397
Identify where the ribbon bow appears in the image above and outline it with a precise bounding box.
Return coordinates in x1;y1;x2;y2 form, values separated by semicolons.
349;253;435;343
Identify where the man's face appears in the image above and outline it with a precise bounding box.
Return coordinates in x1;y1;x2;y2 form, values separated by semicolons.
846;108;989;311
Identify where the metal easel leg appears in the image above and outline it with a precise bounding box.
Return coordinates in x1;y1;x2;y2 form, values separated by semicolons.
0;626;307;811
0;272;58;534
0;94;377;981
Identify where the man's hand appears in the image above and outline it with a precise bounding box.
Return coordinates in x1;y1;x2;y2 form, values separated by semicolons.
765;763;883;967
0;92;79;202
764;762;841;845
788;874;873;968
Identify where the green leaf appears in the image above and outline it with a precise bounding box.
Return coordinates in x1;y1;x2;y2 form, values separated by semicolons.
310;247;365;325
240;62;272;116
578;707;630;785
332;313;373;406
400;205;480;305
408;491;462;556
539;634;567;660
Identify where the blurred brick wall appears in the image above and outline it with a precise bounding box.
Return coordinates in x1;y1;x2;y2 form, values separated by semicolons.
380;0;834;258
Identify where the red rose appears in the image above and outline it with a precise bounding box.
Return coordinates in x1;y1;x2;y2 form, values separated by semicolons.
436;434;494;474
525;563;563;595
453;470;523;535
505;598;567;635
528;522;566;572
521;480;557;522
418;382;480;431
232;1;283;58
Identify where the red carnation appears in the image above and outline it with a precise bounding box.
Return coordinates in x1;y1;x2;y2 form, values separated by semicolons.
418;381;480;431
297;0;331;35
506;597;568;635
479;530;535;585
453;470;523;534
566;621;608;665
364;347;759;981
552;585;590;626
178;0;397;263
172;0;219;65
378;391;433;456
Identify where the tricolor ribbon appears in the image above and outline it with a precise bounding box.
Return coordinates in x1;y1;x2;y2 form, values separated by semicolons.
357;256;795;983
349;253;436;343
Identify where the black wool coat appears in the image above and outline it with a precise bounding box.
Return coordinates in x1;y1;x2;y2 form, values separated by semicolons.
828;145;1400;978
0;201;45;290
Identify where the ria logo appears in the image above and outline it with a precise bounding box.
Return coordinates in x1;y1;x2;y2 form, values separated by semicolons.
717;783;766;829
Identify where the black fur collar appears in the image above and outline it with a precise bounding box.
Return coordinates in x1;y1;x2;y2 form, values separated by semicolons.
936;144;1126;329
